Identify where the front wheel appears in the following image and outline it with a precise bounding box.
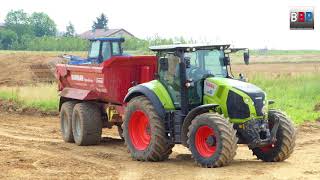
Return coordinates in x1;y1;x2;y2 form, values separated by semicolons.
252;109;296;162
187;113;238;168
123;96;173;161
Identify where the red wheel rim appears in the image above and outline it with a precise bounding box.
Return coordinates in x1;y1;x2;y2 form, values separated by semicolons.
195;126;217;158
128;110;151;150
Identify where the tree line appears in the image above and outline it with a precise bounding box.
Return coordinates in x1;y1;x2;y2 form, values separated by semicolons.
0;10;192;52
0;9;87;51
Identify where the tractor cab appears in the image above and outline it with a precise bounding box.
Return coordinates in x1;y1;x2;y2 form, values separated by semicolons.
150;44;249;113
67;37;125;65
88;37;124;63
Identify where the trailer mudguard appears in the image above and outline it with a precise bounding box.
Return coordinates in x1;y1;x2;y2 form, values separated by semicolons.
59;87;98;101
181;104;219;146
124;85;166;119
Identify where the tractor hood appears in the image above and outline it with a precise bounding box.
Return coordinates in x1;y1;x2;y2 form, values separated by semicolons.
204;77;267;123
206;77;265;94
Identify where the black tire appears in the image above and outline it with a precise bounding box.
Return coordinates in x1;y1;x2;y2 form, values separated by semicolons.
72;102;103;146
122;96;173;161
60;101;77;143
252;109;296;162
187;113;238;168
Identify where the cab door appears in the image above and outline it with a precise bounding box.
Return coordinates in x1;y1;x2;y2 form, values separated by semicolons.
158;52;181;108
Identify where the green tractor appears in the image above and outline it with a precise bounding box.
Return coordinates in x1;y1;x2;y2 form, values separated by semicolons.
123;44;296;168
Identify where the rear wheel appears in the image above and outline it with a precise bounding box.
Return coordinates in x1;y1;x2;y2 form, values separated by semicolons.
72;102;103;146
252;109;296;162
60;101;77;142
123;96;173;161
187;113;238;168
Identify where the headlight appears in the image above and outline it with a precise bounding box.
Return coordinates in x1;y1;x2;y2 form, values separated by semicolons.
244;97;250;104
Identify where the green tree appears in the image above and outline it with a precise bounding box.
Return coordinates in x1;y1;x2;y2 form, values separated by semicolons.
5;9;33;39
30;12;57;37
12;34;33;50
0;29;18;49
64;22;75;37
92;13;108;30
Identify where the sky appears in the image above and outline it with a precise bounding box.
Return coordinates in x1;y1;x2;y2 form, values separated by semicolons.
0;0;319;50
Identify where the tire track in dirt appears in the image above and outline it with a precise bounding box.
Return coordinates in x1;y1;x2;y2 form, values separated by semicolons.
1;113;320;179
0;127;61;143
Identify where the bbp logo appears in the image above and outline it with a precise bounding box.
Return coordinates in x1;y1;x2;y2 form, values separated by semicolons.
290;7;314;30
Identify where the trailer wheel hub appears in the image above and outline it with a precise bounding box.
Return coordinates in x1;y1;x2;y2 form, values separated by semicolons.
195;126;217;158
129;110;151;150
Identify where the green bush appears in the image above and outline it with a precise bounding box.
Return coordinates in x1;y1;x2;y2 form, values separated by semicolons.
123;36;194;53
0;29;18;49
25;36;89;51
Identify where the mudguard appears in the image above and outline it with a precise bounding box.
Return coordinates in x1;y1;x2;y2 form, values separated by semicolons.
59;87;98;101
124;85;166;119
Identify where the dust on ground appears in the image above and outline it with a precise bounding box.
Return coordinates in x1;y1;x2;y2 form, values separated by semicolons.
0;112;320;179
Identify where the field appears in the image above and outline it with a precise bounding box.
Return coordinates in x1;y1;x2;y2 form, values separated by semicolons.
0;50;319;179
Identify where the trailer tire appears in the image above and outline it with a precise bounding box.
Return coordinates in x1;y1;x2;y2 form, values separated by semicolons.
72;102;103;146
187;113;238;168
60;101;77;143
252;109;296;162
123;96;173;161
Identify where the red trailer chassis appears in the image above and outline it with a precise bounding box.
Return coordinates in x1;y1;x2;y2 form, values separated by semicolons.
56;55;157;118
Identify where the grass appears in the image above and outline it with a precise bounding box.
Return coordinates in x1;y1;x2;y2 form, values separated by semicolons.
250;73;320;124
0;84;58;111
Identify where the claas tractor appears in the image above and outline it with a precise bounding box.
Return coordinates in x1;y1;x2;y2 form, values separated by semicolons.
56;38;296;168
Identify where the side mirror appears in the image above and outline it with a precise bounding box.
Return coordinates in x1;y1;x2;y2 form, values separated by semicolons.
184;57;191;68
243;51;250;65
159;57;168;71
239;73;247;82
223;56;230;66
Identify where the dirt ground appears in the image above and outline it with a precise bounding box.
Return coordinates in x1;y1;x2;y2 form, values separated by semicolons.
0;53;55;85
0;112;319;180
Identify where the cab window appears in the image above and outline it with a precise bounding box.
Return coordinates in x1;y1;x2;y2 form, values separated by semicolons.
158;53;181;108
112;42;121;55
102;42;111;61
88;41;100;58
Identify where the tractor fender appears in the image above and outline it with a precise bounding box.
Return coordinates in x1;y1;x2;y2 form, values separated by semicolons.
181;104;219;146
124;85;166;119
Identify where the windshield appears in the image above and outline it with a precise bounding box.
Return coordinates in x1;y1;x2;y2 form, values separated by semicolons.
184;49;227;81
88;41;100;59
